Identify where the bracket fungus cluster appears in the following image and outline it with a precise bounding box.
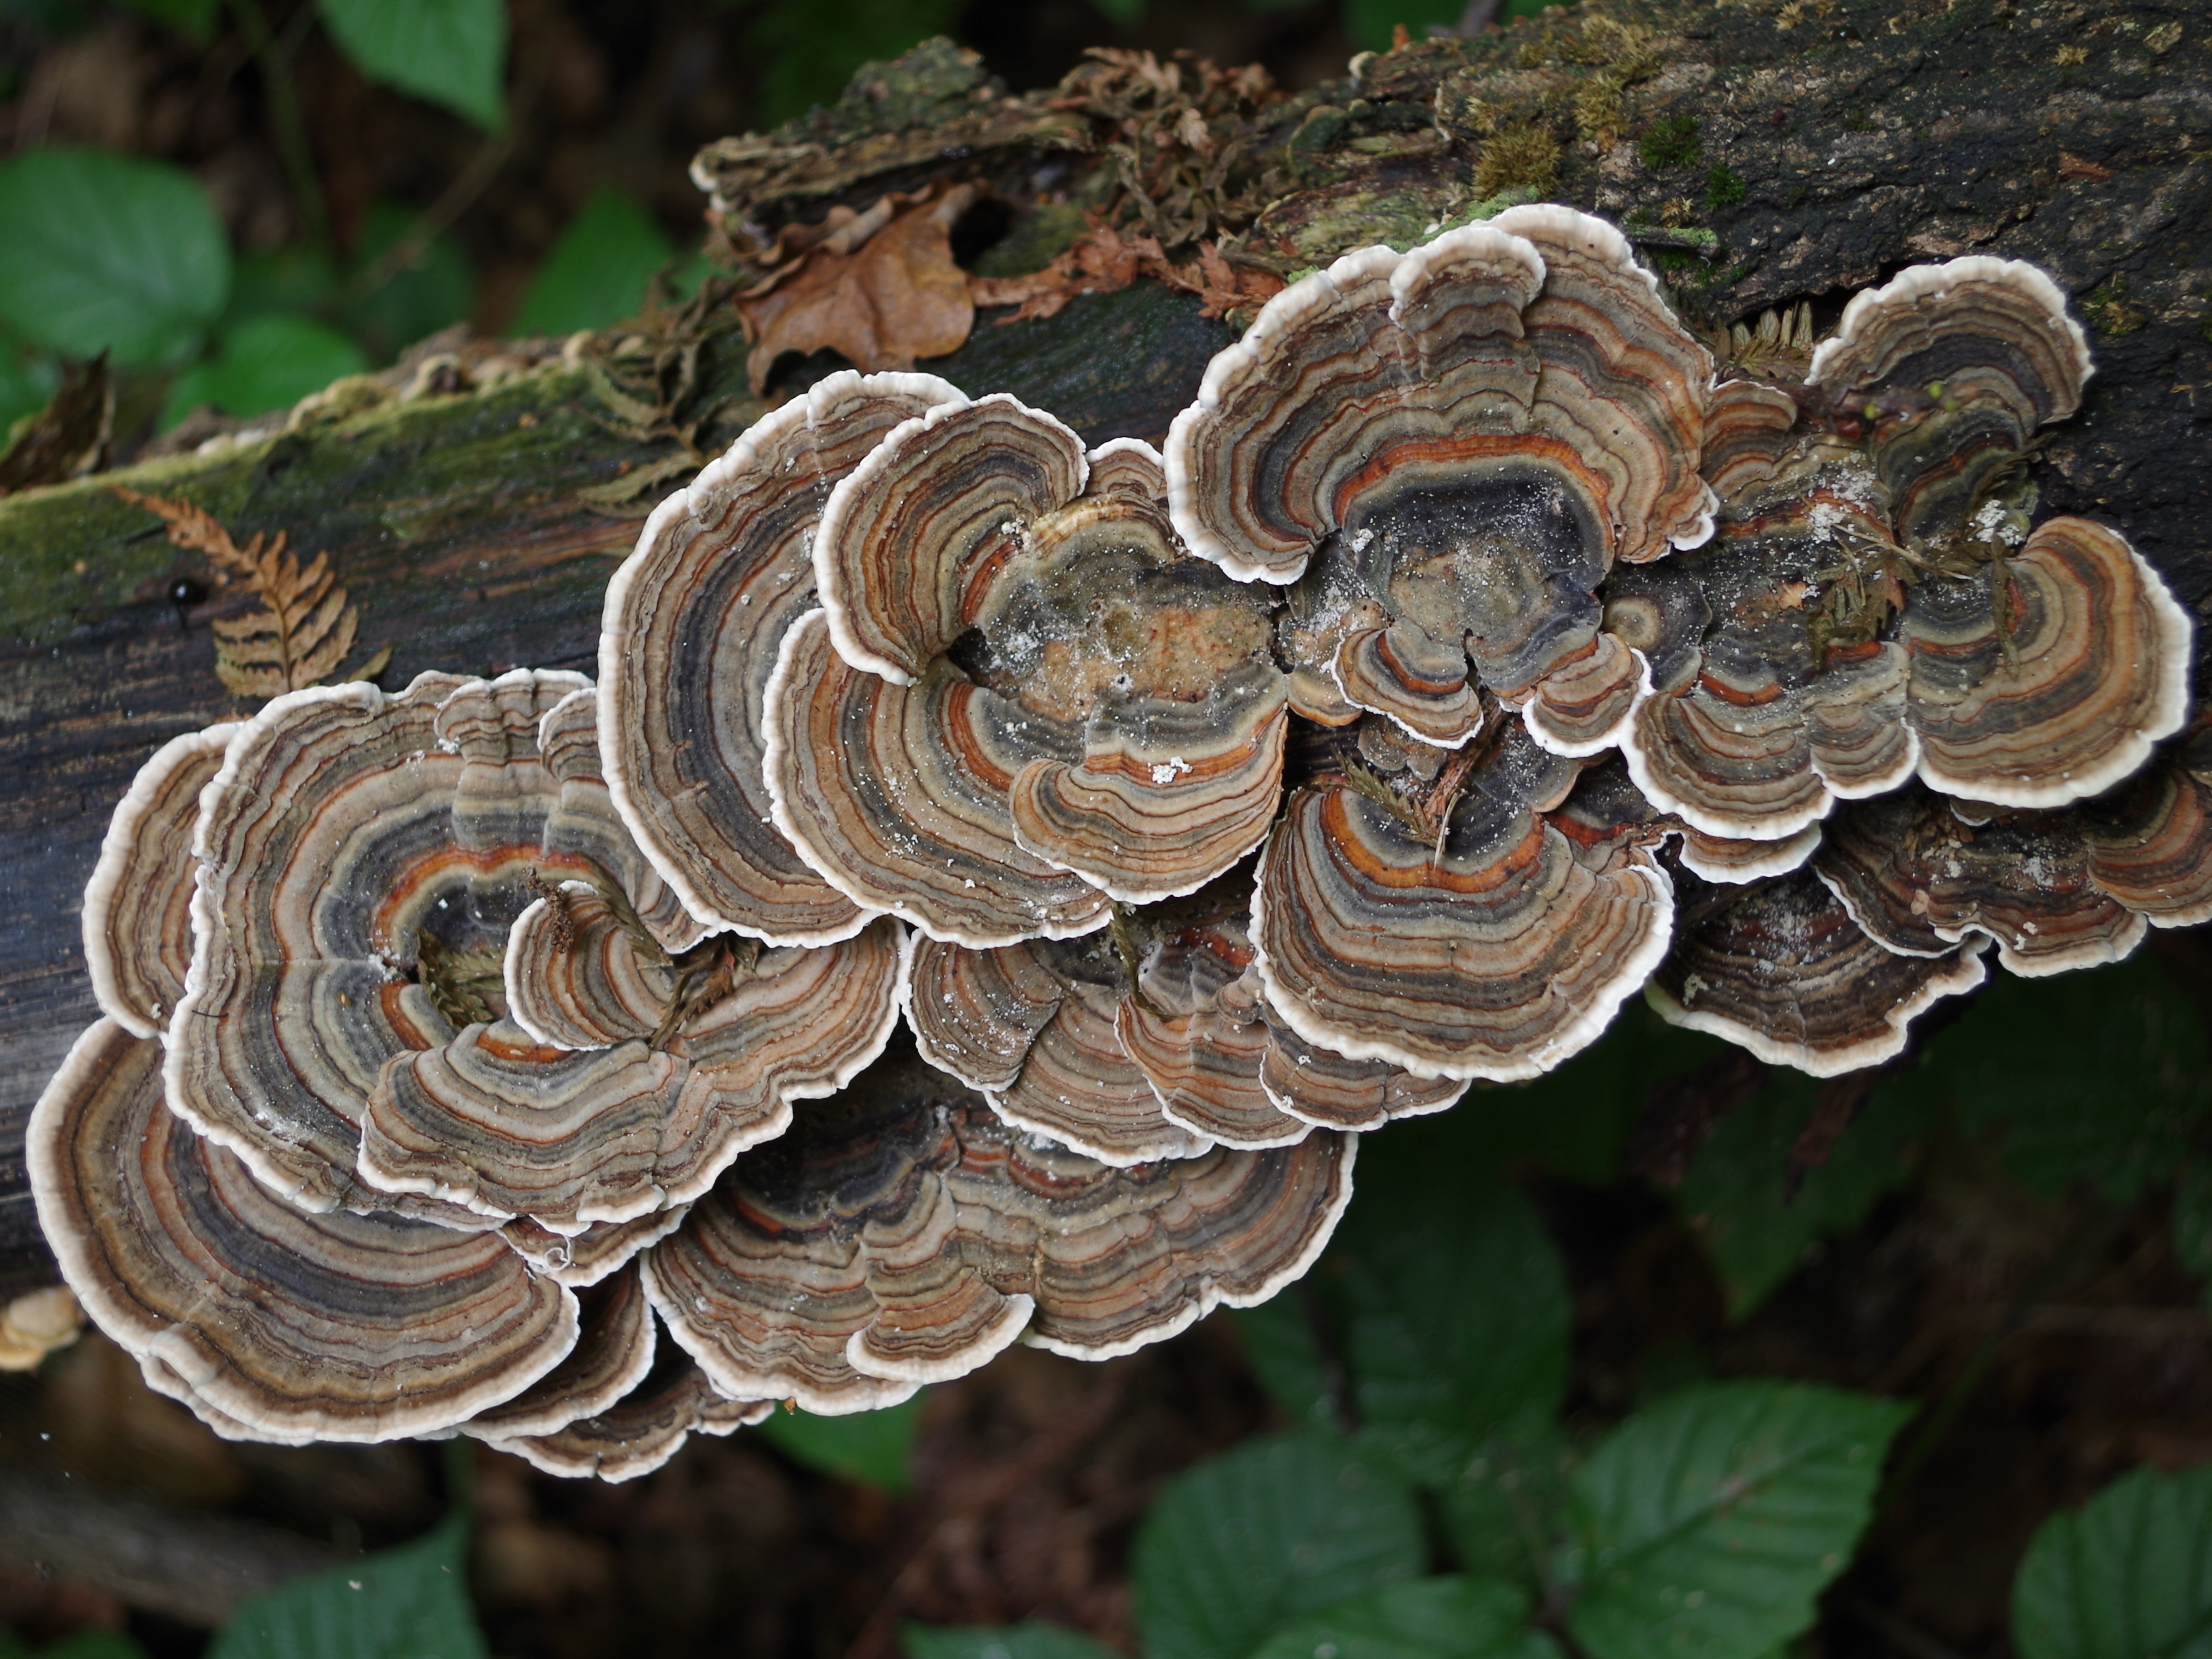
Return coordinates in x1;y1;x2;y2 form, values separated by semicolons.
34;208;2212;1471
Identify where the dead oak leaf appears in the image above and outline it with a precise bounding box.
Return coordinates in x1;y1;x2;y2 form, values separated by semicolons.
968;218;1284;325
735;182;980;394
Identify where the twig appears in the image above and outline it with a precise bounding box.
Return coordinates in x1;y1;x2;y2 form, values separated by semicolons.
338;19;551;312
226;0;330;251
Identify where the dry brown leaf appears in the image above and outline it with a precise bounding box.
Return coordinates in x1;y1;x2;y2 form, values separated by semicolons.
968;217;1284;326
112;487;377;699
735;182;980;394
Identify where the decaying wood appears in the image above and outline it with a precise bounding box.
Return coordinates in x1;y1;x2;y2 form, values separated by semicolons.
0;0;2203;1295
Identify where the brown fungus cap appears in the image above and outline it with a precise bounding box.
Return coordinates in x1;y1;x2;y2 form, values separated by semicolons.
361;918;909;1234
1647;865;1989;1077
32;1019;578;1443
1898;516;2192;809
165;671;737;1225
600;370;963;947
501;1208;691;1288
463;1263;658;1442
1815;773;2212;978
1807;255;2092;550
488;1356;770;1484
166;669;591;1215
1167;210;1717;757
82;722;240;1040
905;931;1211;1164
777;413;1286;930
642;1052;1352;1412
1619;482;1918;840
1254;714;1673;1081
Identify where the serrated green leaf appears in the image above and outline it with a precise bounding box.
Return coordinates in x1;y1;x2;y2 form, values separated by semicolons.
756;1393;921;1492
1336;1152;1569;1489
2013;1461;2212;1659
512;189;675;337
1251;1576;1563;1659
1134;1432;1425;1659
317;0;506;128
1438;1412;1577;1595
1565;1382;1913;1659
163;313;368;428
900;1622;1119;1659
1884;955;2212;1204
0;148;228;367
209;1511;488;1659
1674;1072;1929;1320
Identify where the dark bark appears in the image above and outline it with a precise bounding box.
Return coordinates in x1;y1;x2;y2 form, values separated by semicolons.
0;0;2203;1293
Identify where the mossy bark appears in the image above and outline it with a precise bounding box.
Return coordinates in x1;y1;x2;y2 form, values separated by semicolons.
0;0;2204;1289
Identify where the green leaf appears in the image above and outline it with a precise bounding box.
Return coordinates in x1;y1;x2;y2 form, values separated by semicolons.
1884;955;2212;1204
1234;1290;1344;1434
2013;1461;2212;1659
1342;0;1463;51
341;202;476;364
511;189;676;337
316;0;507;128
1438;1415;1577;1595
113;0;217;34
747;0;970;126
1336;1151;1570;1489
1251;1577;1563;1659
1467;1000;1728;1185
1565;1382;1913;1659
756;1394;922;1492
163;314;368;428
222;244;342;332
0;347;58;436
210;1511;487;1659
1134;1432;1425;1659
1674;1072;1929;1319
0;147;228;367
901;1623;1120;1659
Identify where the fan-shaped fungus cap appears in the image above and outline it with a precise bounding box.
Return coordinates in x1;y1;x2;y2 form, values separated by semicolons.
362;918;910;1234
1899;516;2192;808
1254;713;1673;1080
643;1052;1352;1412
1807;255;2093;549
1647;865;1988;1076
32;1019;578;1443
1619;481;1919;841
906;866;1458;1149
488;1355;770;1483
533;689;707;958
772;418;1286;938
905;930;1211;1164
2079;727;2212;928
167;669;591;1215
501;1208;690;1288
83;722;240;1039
1816;772;2212;978
600;370;965;947
1165;210;1719;756
463;1263;657;1442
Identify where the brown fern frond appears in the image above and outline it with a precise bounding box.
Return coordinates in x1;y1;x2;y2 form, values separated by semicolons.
112;487;377;699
